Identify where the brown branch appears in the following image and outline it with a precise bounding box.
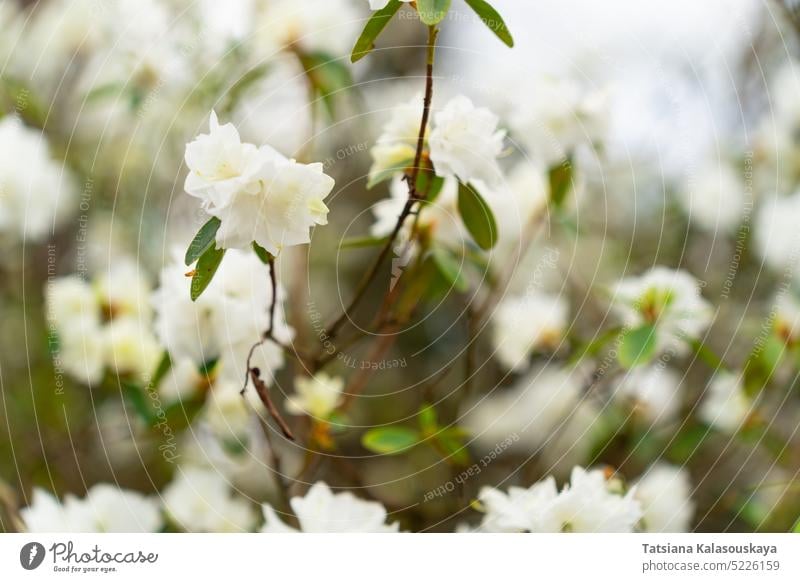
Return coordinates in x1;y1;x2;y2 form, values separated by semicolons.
250;367;295;441
321;25;439;346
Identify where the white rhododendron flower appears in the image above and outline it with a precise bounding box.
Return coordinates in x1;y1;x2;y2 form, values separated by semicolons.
102;317;161;381
153;249;293;383
613;365;682;425
204;379;255;444
755;193;800;271
634;464;694;532
94;260;154;319
699;372;752;433
491;293;568;370
462;364;597;460
163;467;257;532
680;159;746;232
22;485;161;533
185;112;334;255
429;96;506;186
261;482;399;532
47;276;100;333
286;373;346;419
369;95;424;184
773;291;800;342
508;75;608;167
479;467;641;532
0;117;75;241
509;75;610;167
256;0;360;57
613;267;712;355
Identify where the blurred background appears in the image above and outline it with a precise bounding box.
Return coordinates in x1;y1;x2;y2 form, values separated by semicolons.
0;0;799;533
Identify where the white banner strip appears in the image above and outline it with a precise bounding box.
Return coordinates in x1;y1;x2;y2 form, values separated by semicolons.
1;533;798;581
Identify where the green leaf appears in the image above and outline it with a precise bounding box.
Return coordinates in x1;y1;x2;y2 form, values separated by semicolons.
351;0;403;63
618;324;658;369
148;351;172;390
252;242;273;264
548;157;574;209
431;247;468;293
185;217;221;266
298;52;354;119
368;157;414;189
417;0;452;25
793;516;800;533
362;426;420;454
436;427;470;466
338;235;390;250
457;182;497;250
190;246;226;301
416;168;445;202
418;404;438;434
463;0;514;47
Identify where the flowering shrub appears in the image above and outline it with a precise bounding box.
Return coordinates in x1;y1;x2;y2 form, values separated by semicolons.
0;0;799;535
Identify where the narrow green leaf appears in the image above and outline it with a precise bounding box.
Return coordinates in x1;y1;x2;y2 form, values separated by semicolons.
618;324;658;369
793;516;800;533
338;235;390;250
190;246;226;301
463;0;514;47
417;168;445;202
252;242;273;264
298;52;353;119
548;157;574;208
436;427;470;466
185;217;221;266
418;404;438;434
417;0;452;25
148;351;172;390
362;426;420;454
351;0;403;63
431;247;469;293
457;182;497;250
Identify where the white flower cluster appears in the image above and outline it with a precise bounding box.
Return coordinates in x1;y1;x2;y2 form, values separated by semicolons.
153;249;293;387
478;464;693;533
21;485;161;533
613;267;713;356
0;117;75;242
47;262;160;386
184;112;335;255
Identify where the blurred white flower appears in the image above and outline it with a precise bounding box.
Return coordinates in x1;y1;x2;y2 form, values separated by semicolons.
286;373;345;419
462;364;596;458
508;75;608;167
634;464;694;532
0;117;75;241
157;357;204;404
680;159;746;232
163;466;257;532
613;365;683;425
22;485;161;533
261;482;399;532
773;291;800;343
94;261;153;320
699;372;752;433
613;267;712;355
57;320;106;386
429;96;506;186
256;0;361;57
755;193;800;271
491;293;568;370
47;276;100;332
153;249;293;384
367;0;413;10
102;316;161;381
479;467;641;532
368;94;424;183
185;112;334;254
204;379;254;444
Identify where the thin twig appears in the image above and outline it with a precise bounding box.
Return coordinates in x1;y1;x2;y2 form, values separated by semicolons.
250;367;295;441
322;25;439;346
